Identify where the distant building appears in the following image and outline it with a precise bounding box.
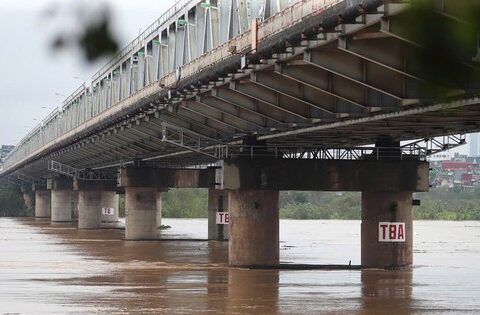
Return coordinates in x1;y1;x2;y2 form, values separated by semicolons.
468;133;480;157
429;151;453;162
430;154;480;188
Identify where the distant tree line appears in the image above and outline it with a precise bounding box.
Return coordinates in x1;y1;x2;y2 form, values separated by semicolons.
155;188;480;221
0;185;32;217
2;185;479;221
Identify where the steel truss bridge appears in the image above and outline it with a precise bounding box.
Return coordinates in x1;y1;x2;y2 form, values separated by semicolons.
0;0;478;182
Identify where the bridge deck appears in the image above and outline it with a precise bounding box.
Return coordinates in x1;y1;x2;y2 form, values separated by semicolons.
1;0;479;179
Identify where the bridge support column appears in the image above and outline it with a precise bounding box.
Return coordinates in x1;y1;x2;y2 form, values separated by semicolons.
47;176;74;222
51;190;73;222
72;191;79;220
222;157;429;268
361;191;413;269
125;187;158;240
101;191;119;223
156;191;163;229
78;191;102;229
34;190;51;218
23;192;34;212
74;179;117;229
20;186;33;212
118;166;217;240
228;190;279;267
208;189;229;241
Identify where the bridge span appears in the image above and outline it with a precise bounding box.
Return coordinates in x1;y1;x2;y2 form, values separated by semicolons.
1;0;479;269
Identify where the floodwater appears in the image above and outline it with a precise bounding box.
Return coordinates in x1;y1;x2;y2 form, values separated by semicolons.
0;218;479;314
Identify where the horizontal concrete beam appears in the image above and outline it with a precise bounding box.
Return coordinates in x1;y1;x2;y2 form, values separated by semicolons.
20;186;31;193
223;159;429;192
47;176;73;190
32;183;48;192
118;167;217;189
73;178;117;191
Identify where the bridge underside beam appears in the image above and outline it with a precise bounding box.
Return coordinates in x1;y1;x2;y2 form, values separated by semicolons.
222;159;429;192
118;167;216;189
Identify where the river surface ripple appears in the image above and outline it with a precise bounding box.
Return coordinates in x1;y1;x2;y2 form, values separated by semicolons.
0;218;479;314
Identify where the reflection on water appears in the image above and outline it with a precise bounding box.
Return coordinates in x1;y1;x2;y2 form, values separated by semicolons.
360;270;412;314
0;218;479;314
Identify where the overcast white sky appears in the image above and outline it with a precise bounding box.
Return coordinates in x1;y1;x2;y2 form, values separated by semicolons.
0;0;174;145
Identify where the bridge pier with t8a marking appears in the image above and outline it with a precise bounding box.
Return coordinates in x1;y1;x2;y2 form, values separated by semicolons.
222;156;429;268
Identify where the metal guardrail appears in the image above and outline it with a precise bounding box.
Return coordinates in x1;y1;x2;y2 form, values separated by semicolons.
401;135;466;156
92;0;197;83
49;160;117;181
213;145;428;160
212;135;467;161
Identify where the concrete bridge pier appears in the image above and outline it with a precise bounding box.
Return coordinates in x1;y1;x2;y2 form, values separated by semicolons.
156;191;163;229
228;189;279;267
48;176;73;222
361;191;413;269
222;157;429;268
74;179;117;229
125;187;159;240
208;189;229;241
21;189;34;213
101;191;119;223
78;191;102;229
118;166;216;240
72;191;79;220
34;190;51;218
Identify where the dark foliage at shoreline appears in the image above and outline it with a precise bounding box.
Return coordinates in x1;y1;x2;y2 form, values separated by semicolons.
0;185;31;217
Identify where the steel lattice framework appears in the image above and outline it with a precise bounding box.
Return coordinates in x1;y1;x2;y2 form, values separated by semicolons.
0;0;478;181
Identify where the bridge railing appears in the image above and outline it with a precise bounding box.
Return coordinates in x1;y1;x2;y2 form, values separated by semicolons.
214;145;429;161
1;0;345;173
92;0;197;83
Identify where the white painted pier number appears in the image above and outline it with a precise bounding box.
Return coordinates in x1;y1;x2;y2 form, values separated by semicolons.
216;212;229;225
102;207;115;216
378;222;405;242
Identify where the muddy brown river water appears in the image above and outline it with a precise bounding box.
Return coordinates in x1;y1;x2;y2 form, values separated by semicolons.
0;218;479;314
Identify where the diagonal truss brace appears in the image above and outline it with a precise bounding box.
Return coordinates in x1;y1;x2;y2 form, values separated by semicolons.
402;134;466;157
159;121;222;159
49;160;117;181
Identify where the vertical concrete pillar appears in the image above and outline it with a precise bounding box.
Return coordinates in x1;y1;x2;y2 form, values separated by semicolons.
101;191;119;223
208;189;229;240
125;187;157;240
78;191;102;229
72;191;79;219
51;190;73;222
228;190;279;267
156;191;163;229
35;190;51;218
23;192;34;212
361;191;413;269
